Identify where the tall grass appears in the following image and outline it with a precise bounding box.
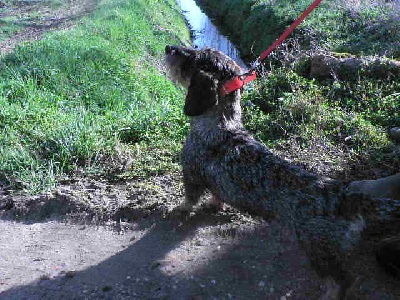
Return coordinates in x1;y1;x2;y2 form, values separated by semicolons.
0;0;190;193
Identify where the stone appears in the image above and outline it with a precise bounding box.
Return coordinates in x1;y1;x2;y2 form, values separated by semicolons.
346;173;400;200
389;127;400;142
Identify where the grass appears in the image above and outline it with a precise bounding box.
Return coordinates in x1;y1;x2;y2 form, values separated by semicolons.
197;0;399;179
198;0;400;59
1;0;399;193
0;0;190;193
244;70;396;149
242;61;399;180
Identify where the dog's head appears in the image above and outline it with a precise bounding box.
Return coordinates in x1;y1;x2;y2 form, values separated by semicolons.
165;45;243;117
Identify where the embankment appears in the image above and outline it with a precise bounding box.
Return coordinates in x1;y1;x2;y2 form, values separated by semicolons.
0;0;190;192
196;0;400;59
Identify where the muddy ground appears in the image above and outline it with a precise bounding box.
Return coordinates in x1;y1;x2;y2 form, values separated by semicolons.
1;1;400;299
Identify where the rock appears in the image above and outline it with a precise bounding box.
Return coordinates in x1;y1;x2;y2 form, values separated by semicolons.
389;127;400;142
309;55;333;80
346;173;400;200
306;54;400;81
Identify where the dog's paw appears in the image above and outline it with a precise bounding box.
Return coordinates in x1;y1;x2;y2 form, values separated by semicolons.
199;195;223;213
167;203;194;219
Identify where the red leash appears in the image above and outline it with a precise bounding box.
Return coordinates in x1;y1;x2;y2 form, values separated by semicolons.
220;0;323;96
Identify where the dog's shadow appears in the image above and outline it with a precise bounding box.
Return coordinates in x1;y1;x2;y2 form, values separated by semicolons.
0;207;329;300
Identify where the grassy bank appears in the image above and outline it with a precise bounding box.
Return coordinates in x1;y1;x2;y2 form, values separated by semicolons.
197;0;400;59
198;0;399;179
1;0;399;193
0;0;190;192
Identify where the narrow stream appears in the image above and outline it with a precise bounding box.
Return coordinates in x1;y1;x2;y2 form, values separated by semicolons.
176;0;247;69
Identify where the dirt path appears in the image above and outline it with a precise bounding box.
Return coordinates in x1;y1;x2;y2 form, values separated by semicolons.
0;0;97;54
0;220;134;295
0;174;330;299
2;174;398;299
0;205;328;299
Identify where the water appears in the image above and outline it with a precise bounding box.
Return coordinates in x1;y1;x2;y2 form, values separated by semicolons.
176;0;247;69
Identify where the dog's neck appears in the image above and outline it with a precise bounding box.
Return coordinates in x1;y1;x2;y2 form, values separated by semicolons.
189;95;245;145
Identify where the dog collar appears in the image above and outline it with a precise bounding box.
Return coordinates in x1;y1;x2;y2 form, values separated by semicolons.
219;0;323;96
220;70;257;96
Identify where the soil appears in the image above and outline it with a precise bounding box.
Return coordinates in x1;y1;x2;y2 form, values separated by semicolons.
0;0;97;54
1;2;399;300
0;173;330;299
1;173;400;300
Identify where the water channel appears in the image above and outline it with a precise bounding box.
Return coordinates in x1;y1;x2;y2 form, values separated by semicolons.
176;0;248;69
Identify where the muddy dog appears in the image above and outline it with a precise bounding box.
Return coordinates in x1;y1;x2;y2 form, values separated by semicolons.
165;45;327;219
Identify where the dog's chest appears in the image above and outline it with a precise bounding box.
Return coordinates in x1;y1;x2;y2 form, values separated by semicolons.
181;134;217;180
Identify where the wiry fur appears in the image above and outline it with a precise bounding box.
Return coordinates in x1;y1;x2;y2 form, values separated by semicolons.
165;45;326;218
165;45;400;297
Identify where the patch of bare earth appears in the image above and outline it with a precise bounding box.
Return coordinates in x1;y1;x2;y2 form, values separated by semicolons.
0;173;332;300
0;0;97;54
1;171;399;299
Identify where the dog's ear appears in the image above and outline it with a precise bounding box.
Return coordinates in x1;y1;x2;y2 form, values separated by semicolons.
184;70;218;116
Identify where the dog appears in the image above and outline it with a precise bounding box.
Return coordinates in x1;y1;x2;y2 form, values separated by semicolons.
165;45;328;219
165;45;400;297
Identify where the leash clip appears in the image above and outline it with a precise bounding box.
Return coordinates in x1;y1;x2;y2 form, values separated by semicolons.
220;70;257;96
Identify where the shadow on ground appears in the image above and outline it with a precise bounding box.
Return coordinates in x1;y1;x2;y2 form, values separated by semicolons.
0;208;329;300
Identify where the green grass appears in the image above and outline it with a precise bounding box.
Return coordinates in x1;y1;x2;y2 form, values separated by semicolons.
1;0;399;192
195;0;399;180
242;67;399;179
0;0;190;193
244;70;397;149
198;0;400;59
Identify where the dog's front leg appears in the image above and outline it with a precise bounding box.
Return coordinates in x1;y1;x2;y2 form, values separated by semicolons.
209;194;223;209
179;179;206;212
